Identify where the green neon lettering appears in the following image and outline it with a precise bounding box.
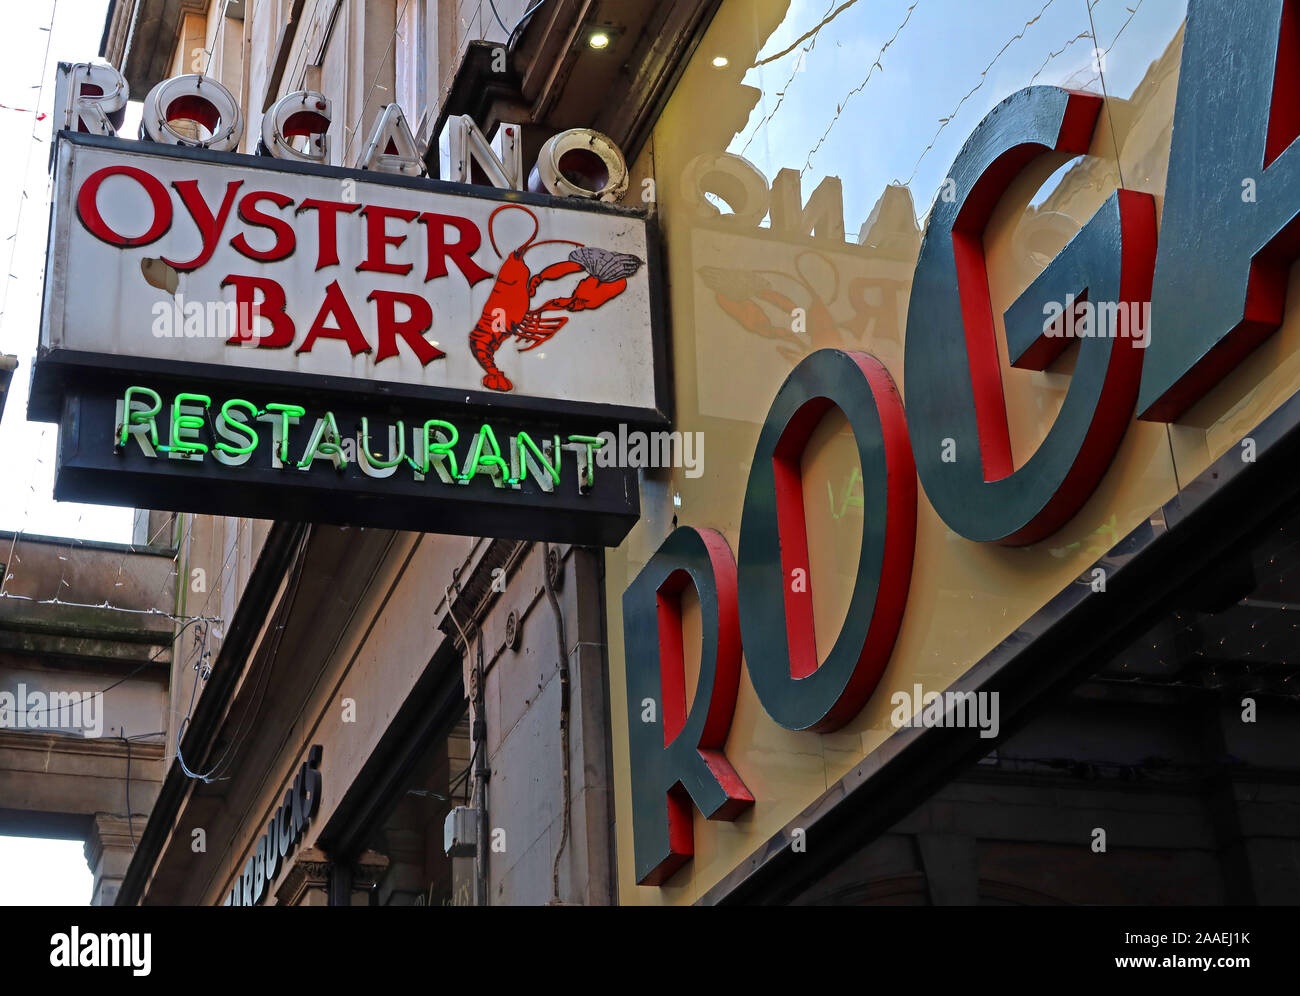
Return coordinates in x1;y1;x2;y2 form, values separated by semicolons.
170;392;211;455
515;431;561;486
296;412;347;470
567;434;606;488
360;417;407;469
119;386;162;448
264;403;306;464
411;419;459;478
423;421;460;478
459;424;509;483
215;399;259;456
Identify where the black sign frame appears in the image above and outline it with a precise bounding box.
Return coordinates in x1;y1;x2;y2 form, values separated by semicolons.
55;369;641;545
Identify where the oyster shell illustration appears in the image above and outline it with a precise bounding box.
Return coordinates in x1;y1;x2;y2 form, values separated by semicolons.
568;246;643;282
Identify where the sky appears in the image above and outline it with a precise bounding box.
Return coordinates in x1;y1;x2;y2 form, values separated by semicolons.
0;0;125;908
727;0;1188;238
0;835;93;904
0;0;133;543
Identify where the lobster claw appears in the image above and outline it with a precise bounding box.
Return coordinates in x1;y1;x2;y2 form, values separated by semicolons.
512;311;568;351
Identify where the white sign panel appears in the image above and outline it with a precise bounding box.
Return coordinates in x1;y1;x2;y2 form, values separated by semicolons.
38;135;662;419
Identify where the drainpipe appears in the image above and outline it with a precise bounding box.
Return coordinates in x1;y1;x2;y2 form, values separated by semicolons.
472;629;489;906
445;578;489;906
542;542;571;903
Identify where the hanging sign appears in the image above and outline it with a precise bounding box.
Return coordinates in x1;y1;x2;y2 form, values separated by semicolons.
31;64;665;545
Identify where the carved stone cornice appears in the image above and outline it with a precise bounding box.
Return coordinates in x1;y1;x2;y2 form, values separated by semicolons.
350;850;390;891
273;846;390;905
438;539;529;646
274;846;333;906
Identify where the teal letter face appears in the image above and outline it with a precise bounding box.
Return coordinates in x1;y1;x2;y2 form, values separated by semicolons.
737;349;916;732
904;86;1156;545
1138;0;1300;421
622;527;752;885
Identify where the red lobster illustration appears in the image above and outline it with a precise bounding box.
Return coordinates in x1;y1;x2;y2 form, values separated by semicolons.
469;204;643;391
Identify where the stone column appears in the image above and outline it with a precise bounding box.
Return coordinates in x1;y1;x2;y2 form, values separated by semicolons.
84;813;138;906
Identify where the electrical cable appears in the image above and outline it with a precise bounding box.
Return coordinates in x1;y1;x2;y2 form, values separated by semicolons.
19;615;208;726
9;727;163;745
341;0;413;164
486;0;510;35
0;0;58;340
447;741;479;804
121;727;135;848
0;530;21;599
506;0;550;53
444;583;473;651
179;528;311;783
203;0;231;78
205;528;309;779
172;619;211;760
0;591;219;623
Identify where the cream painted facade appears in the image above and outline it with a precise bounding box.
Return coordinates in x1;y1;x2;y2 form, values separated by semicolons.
605;0;1300;904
